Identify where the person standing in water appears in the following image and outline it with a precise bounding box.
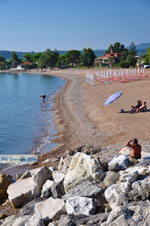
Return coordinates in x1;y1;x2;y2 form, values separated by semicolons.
40;94;46;103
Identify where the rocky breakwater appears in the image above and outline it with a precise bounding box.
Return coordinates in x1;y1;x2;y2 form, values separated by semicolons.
1;146;150;225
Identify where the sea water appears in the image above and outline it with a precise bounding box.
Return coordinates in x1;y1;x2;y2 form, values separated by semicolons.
0;73;65;155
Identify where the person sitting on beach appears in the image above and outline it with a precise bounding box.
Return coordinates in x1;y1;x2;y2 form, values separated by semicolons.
126;138;141;159
131;100;142;113
135;101;147;113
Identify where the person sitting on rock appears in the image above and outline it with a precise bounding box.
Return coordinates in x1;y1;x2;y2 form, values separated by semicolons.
135;101;147;113
126;138;141;159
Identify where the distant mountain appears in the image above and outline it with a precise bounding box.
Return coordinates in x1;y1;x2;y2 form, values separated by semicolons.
94;50;105;57
135;43;150;50
0;50;36;61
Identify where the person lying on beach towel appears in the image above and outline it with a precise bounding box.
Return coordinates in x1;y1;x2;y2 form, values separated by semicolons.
135;101;147;113
131;100;142;113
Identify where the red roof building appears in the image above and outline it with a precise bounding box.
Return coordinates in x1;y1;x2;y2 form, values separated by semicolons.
95;52;122;67
21;62;33;66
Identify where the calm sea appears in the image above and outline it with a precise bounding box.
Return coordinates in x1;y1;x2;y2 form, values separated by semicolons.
0;73;65;155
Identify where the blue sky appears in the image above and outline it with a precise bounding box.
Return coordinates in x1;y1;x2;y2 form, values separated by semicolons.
0;0;149;51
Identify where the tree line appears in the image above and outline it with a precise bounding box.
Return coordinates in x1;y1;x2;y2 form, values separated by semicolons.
0;43;150;70
0;48;96;70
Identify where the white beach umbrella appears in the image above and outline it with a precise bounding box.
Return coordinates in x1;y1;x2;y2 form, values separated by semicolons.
104;91;123;106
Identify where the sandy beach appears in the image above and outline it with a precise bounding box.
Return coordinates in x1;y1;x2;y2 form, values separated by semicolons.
26;68;150;164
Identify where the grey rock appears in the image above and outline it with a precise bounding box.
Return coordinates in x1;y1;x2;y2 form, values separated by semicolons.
119;170;138;183
58;155;72;172
57;213;109;226
19;197;43;216
25;210;44;226
105;182;131;209
7;167;51;208
108;155;129;171
1;215;30;226
51;182;65;199
34;197;66;224
128;177;150;201
52;171;65;184
102;200;150;226
63;180;105;204
64;152;104;192
103;171;119;187
16;171;31;180
48;222;59;226
30;167;52;187
7;177;39;208
41;180;54;198
66;196;98;216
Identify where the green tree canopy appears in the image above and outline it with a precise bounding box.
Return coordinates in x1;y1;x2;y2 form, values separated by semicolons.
66;50;81;66
0;55;6;70
38;54;46;69
0;56;5;62
44;49;59;68
23;53;35;63
33;52;42;63
11;51;22;68
143;45;150;65
129;42;137;56
80;48;96;67
105;42;127;53
56;55;69;68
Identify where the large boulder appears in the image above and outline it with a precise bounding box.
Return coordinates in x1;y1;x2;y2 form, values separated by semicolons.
0;173;12;202
52;171;65;184
103;172;119;187
63;180;105;204
108;155;129;171
66;196;98;216
63;153;104;192
105;182;131;209
58;156;72;172
137;152;150;167
101;200;150;226
30;167;52;187
7;167;51;208
128;176;150;201
19;198;43;216
34;197;66;224
120;166;149;176
119;169;138;183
